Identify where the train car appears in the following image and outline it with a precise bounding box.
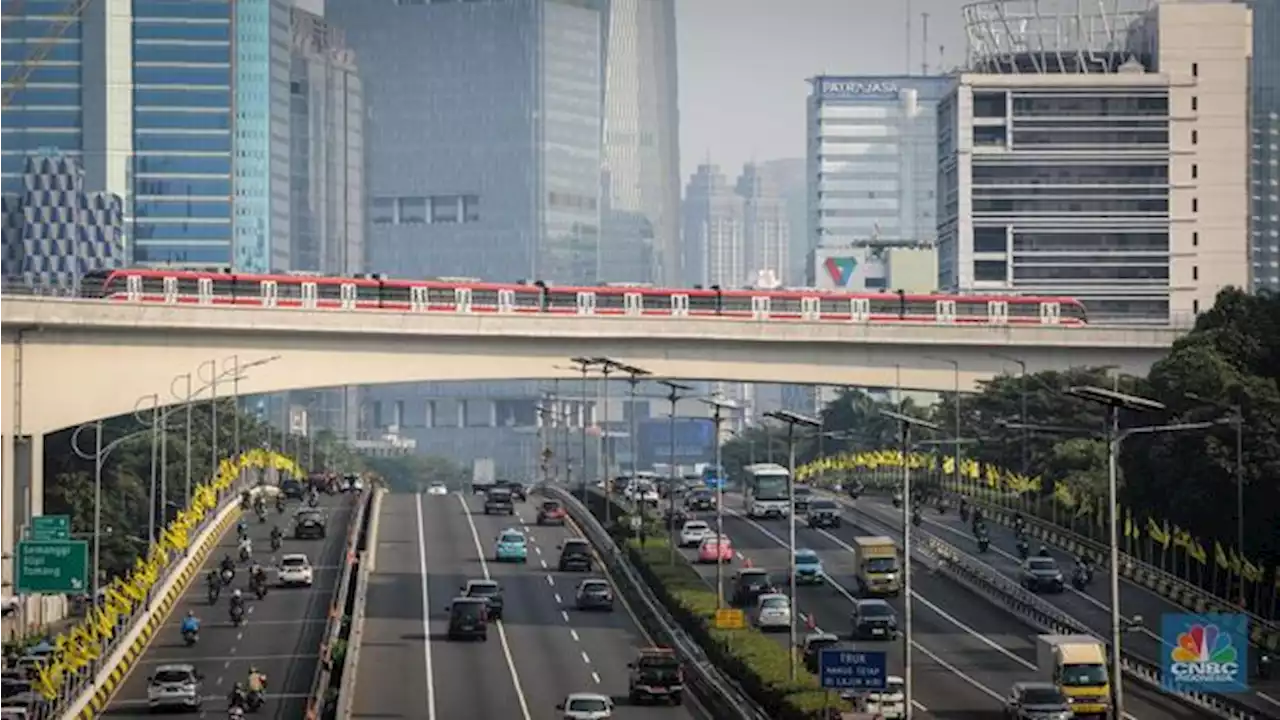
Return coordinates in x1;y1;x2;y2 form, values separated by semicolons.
80;269;1088;326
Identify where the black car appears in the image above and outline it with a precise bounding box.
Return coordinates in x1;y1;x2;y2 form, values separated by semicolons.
293;510;326;539
850;599;898;640
558;539;593;572
484;488;515;515
280;479;305;500
684;489;715;511
574;579;614;611
806;499;841;528
1021;557;1066;593
793;485;813;514
1004;681;1071;719
496;481;527;502
446;597;489;641
462;579;504;620
730;569;775;608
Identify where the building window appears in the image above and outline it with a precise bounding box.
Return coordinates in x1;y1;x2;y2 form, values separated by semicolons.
973;226;1007;253
1193;266;1199;281
1193;299;1200;314
973;259;1006;282
431;195;459;223
1191;62;1198;78
399;197;426;224
1191;96;1198;112
1193;231;1199;247
372;197;394;224
463;194;480;222
1191;129;1198;145
1192;197;1199;213
1192;164;1198;180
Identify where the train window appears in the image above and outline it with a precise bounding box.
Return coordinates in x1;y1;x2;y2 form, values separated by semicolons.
301;282;318;309
1039;302;1061;324
751;295;771;319
409;286;428;311
381;284;410;306
176;276;202;298
850;297;870;321
456;288;473;312
356;283;382;306
575;291;596;315
472;289;500;310
276;280;303;303
1061;303;1087;324
935;300;956;323
685;292;718;315
770;297;802;317
955;300;988;320
671;293;690;316
719;294;753;315
260;280;278;308
544;289;579;312
623;292;643;315
594;291;626;312
867;296;900;317
986;300;1009;324
1006;301;1038;320
427;287;454;307
902;300;934;318
139;274;167;296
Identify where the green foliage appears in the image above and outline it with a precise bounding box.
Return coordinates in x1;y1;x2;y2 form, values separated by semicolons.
582;492;849;719
359;454;469;493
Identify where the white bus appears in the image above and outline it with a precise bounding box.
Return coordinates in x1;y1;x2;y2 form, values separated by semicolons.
743;463;791;519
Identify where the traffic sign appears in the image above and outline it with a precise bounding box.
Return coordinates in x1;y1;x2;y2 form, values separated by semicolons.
714;608;746;630
30;515;70;541
819;649;887;691
15;540;89;594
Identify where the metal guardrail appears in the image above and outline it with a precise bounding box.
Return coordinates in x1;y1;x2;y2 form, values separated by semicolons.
304;489;372;720
29;470;257;720
825;491;1259;720
545;485;771;720
333;489;382;719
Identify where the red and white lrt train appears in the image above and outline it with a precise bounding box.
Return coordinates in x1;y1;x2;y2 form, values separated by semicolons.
80;269;1089;326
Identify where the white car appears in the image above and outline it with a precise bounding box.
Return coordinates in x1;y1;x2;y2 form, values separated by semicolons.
427;482;448;496
556;692;613;719
754;593;792;631
626;483;658;504
678;520;712;547
849;675;906;719
277;554;314;587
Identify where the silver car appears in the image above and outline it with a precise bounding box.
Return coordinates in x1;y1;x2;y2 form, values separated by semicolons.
146;664;203;711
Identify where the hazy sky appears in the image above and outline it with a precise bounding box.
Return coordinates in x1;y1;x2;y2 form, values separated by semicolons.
676;0;973;182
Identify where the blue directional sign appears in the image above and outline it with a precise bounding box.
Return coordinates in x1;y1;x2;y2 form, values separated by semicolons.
819;649;887;691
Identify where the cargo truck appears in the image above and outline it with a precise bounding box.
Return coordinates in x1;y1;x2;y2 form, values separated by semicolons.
852;536;901;596
1034;634;1112;718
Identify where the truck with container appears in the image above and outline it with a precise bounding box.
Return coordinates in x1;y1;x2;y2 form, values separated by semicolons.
471;458;496;494
1034;634;1112;718
852;536;902;596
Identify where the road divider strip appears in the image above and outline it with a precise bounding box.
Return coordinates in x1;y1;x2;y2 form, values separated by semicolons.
305;487;374;720
333;487;381;719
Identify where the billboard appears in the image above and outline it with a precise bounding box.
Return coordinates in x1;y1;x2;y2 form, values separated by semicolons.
636;418;715;471
809;247;887;291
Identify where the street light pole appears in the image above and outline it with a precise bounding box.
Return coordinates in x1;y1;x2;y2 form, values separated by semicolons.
704;395;739;609
1187;392;1247;605
926;356;961;495
765;410;821;682
659;380;692;563
880;409;938;720
991;353;1029;477
570;357;597;502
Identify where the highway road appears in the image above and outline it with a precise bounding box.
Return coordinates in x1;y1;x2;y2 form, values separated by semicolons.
661;489;1206;720
848;491;1280;716
349;489;702;720
105;492;356;718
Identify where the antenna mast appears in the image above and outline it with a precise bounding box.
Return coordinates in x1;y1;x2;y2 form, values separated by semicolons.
921;12;930;75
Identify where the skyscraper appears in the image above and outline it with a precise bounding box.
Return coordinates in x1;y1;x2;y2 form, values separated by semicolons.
1249;0;1280;293
736;163;790;285
682;163;744;287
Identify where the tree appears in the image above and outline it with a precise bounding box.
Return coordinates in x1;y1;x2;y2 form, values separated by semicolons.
361;454;469;493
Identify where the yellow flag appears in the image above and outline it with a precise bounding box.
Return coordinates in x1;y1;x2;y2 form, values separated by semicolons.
1241;557;1264;583
1214;541;1230;568
1147;518;1170;548
1188;539;1207;564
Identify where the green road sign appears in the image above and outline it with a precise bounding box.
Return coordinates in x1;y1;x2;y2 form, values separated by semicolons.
30;515;70;541
16;540;89;594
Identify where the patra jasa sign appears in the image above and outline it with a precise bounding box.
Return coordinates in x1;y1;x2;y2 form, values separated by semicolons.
820;79;900;97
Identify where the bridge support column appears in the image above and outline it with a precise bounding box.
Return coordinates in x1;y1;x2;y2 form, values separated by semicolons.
1;432;57;638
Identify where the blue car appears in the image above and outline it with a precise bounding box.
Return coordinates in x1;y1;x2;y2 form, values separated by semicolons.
494;530;528;563
794;549;824;585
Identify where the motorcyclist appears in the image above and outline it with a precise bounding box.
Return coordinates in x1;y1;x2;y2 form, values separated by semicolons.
910;503;923;526
976;529;990;552
236;519;248;540
206;569;220;588
1016;537;1030;559
1013;512;1026;533
220;554;235;574
238;536;252;561
1038;545;1052;558
249;563;268;593
246;667;267;705
181;610;200;637
269;525;283;549
240;490;251;509
229;589;246;618
275;493;285;513
227;707;245;720
227;682;247;709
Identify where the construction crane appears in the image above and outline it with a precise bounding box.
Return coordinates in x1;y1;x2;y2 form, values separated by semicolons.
1;0;96;108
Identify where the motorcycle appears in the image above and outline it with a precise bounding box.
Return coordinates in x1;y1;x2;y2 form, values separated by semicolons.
1259;652;1272;680
959;504;970;522
276;500;285;515
182;628;199;647
1071;569;1089;590
220;567;235;585
911;508;923;527
240;492;252;510
977;536;990;553
207;584;220;604
239;546;251;563
256;506;267;523
247;687;266;711
270;534;282;552
228;708;246;720
1017;541;1030;560
936;498;949;515
891;492;903;509
308;493;319;508
229;604;245;626
251;577;268;600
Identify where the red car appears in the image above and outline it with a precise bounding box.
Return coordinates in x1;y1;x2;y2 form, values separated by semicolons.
537;501;567;526
697;536;734;564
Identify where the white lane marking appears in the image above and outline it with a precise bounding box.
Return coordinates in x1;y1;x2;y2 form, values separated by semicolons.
723;507;1140;720
554;592;562;604
457;493;534;720
414;493;438;720
546;575;555;586
561;610;570;623
215;675;223;686
540;558;548;569
570;629;580;642
591;671;601;684
580;651;591;665
534;546;542;555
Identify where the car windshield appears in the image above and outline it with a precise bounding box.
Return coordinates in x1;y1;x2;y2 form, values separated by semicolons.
488;490;511;499
430;483;444;488
452;602;485;620
297;511;321;521
153;670;193;684
860;603;892;617
1061;664;1108;686
582;582;608;593
796;551;819;564
469;583;499;596
639;655;680;672
1029;558;1058;571
567;698;609;712
281;557;308;568
684;522;708;531
543;502;560;511
795;487;812;497
761;596;789;609
1022;687;1066;704
865;557;897;573
808;637;838;652
500;533;524;544
811;500;838;511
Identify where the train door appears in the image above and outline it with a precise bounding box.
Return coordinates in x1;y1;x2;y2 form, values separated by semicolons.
987;300;1008;325
301;282;318;310
126;274;143;301
197;278;214;305
455;288;473;313
162;276;179;304
409;286;428;312
624;292;643;316
800;296;821;321
1039;302;1061;325
497;288;516;313
260;280;278;308
935;299;956;324
339;282;357;310
576;291;596;315
850;297;870;322
751;295;771;320
670;293;689;317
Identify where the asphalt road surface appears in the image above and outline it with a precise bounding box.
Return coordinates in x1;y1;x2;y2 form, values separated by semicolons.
349;489;702;720
105;492;356;718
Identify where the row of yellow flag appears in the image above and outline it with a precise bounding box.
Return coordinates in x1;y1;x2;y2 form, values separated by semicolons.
798;449;1277;590
31;449;303;701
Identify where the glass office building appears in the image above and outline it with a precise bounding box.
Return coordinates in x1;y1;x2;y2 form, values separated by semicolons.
1250;0;1280;292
